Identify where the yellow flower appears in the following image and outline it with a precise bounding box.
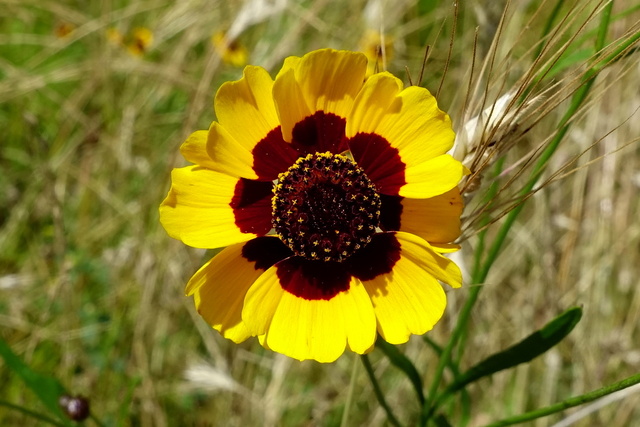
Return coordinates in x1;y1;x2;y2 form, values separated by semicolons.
360;30;394;75
106;27;124;46
126;27;153;57
106;27;153;57
160;49;465;362
212;32;248;67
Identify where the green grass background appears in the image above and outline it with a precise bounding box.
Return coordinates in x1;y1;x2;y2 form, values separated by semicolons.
1;0;639;425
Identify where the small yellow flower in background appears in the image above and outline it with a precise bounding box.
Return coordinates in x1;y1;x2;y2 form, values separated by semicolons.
160;49;465;363
126;27;153;57
106;27;153;57
55;22;75;39
360;29;394;75
106;27;124;46
212;32;248;67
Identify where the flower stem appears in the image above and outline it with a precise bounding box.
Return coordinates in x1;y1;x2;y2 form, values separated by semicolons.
482;373;640;427
426;159;503;405
361;354;403;427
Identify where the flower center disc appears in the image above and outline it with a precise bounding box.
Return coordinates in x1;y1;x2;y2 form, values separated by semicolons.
272;152;381;262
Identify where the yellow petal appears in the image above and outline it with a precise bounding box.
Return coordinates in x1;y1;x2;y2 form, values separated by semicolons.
295;49;367;118
348;74;454;157
209;65;281;178
241;265;285;336
347;73;463;198
394;232;462;288
273;49;367;142
272;66;312;142
159;166;270;248
206;122;258;179
180;130;215;168
402;154;465;198
346;72;403;136
361;232;461;344
382;188;463;243
189;248;253;343
243;258;376;362
188;237;292;343
429;243;461;253
275;55;301;79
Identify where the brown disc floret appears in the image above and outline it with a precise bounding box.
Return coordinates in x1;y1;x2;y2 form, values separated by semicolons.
272;152;381;262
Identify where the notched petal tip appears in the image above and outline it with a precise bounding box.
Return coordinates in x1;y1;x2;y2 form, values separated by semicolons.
180;130;213;168
273;48;368;144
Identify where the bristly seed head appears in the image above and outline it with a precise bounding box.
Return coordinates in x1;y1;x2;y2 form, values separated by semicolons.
272;152;381;262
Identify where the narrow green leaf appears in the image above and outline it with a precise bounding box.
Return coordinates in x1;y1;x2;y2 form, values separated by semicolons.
423;336;472;426
377;338;425;406
447;307;582;393
361;354;403;427
0;337;69;424
544;49;593;80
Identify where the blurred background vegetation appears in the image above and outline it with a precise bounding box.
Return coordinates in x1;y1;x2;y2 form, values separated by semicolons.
1;0;639;425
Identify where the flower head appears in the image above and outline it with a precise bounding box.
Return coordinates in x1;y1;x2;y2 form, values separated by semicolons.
106;27;153;57
212;32;248;67
359;29;394;75
126;27;153;57
160;49;465;362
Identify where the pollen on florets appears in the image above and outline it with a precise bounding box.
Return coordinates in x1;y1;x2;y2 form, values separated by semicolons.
272;152;381;262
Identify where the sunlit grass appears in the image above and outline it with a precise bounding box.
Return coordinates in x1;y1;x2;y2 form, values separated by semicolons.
1;0;639;425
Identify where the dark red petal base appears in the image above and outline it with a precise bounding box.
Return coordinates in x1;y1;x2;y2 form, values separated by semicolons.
231;179;274;235
241;236;294;270
291;111;349;155
251;112;349;181
274;233;401;300
348;132;407;195
252;127;300;181
379;194;403;231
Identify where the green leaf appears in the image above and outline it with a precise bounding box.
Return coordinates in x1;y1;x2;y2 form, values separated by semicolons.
544;49;594;80
0;337;70;424
447;307;583;393
377;338;425;405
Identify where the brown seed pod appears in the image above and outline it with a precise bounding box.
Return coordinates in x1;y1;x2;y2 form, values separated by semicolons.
59;394;90;421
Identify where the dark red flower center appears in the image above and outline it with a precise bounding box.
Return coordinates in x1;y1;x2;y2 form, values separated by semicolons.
272;152;381;262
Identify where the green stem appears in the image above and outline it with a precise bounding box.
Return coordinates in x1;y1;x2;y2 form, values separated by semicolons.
0;399;67;427
423;337;472;426
595;0;612;51
426;159;504;404
482;373;640;427
361;354;403;427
